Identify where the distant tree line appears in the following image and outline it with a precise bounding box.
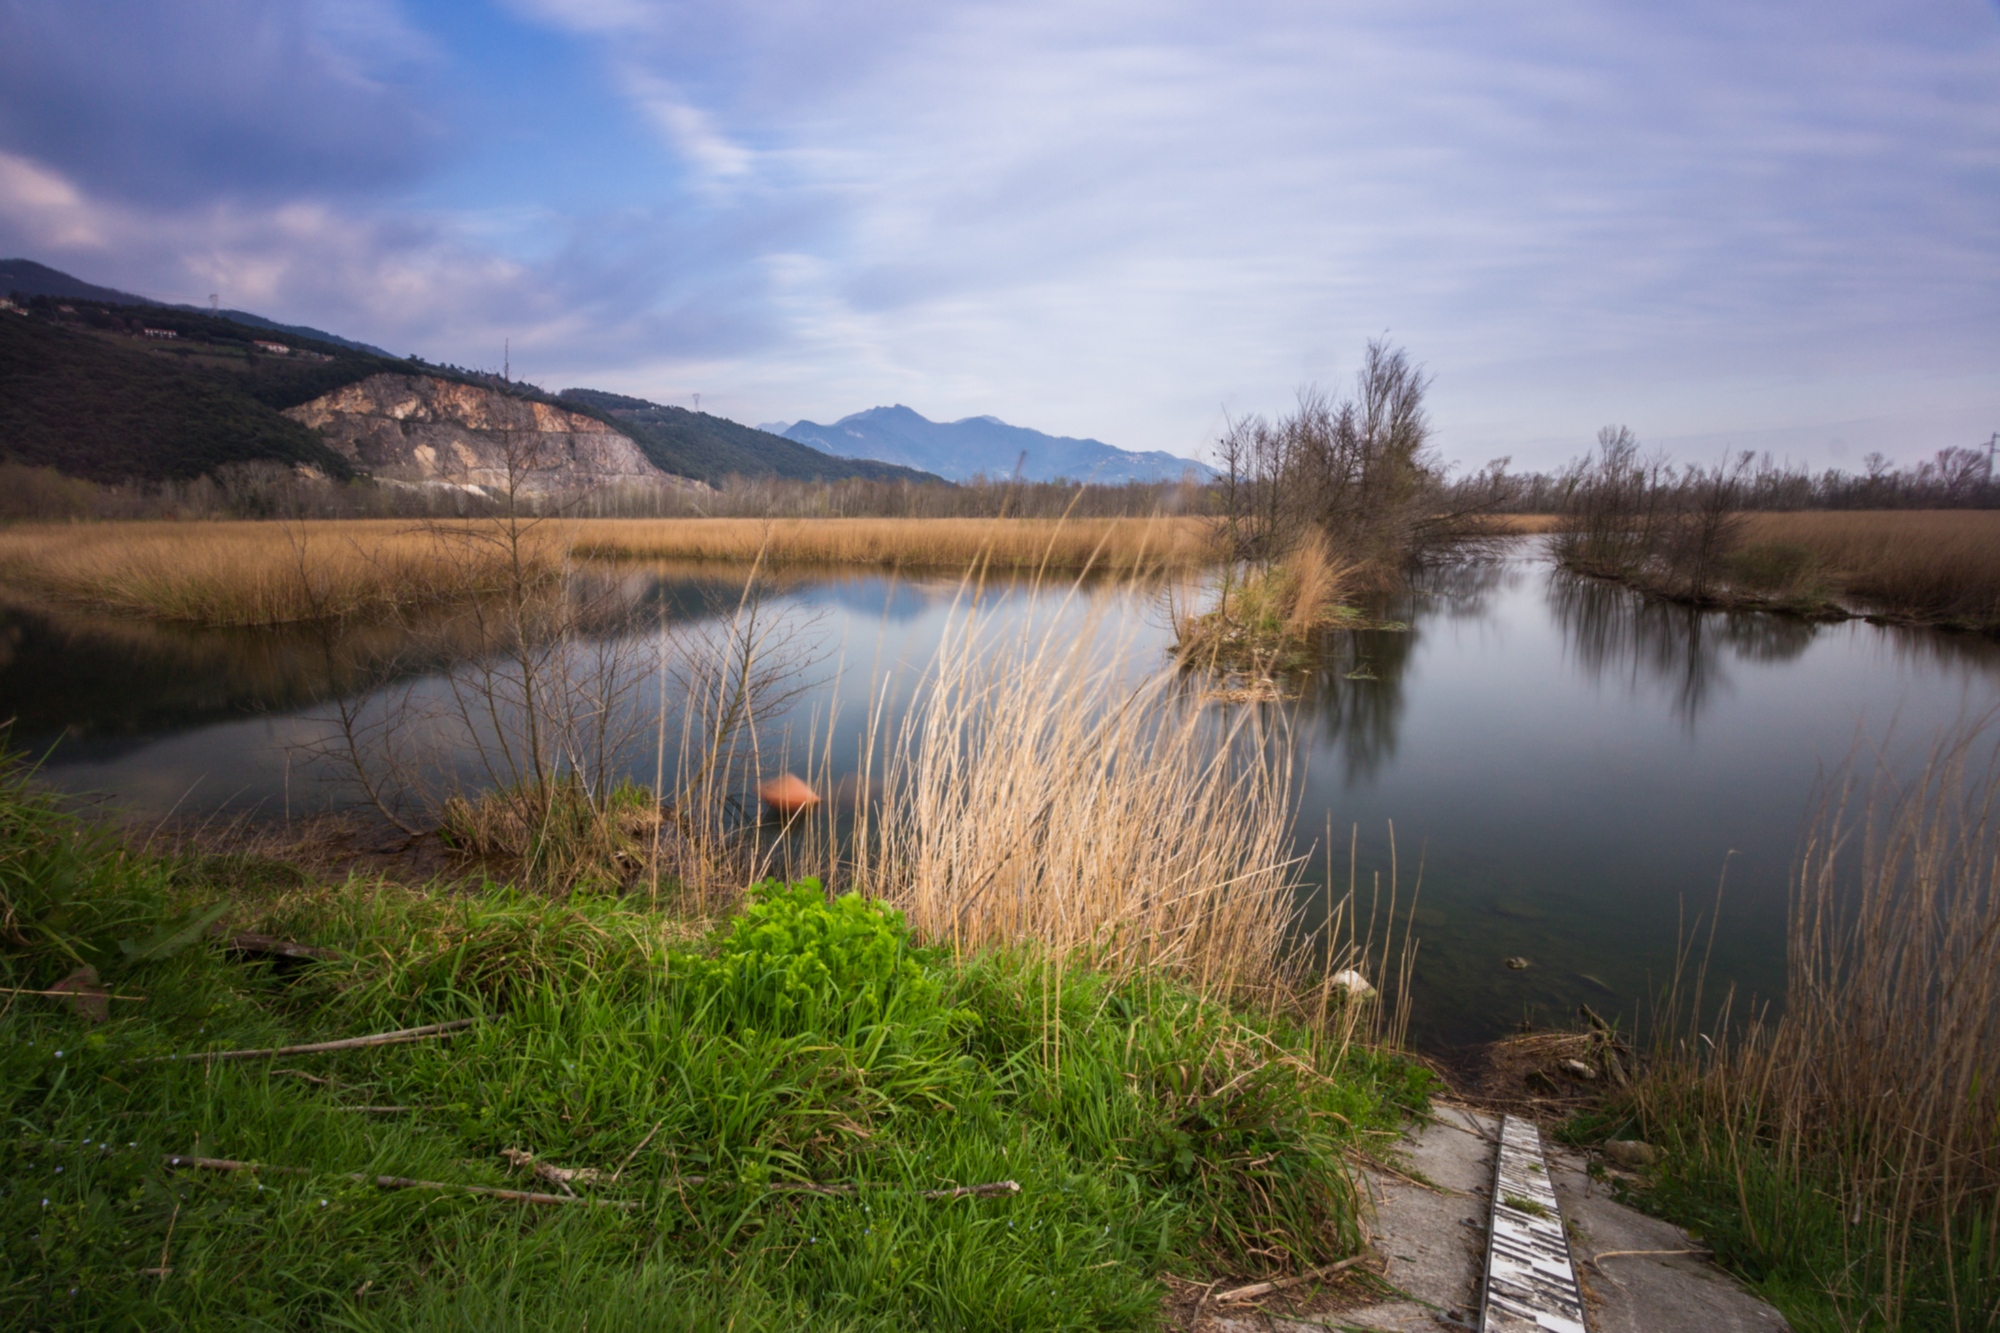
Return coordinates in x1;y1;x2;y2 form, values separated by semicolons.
1462;440;2000;512
0;460;1203;523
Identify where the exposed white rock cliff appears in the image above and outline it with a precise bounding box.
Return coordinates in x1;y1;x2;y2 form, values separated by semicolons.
285;374;695;493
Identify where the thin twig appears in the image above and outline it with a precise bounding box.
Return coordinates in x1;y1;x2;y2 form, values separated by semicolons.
1589;1248;1707;1263
1214;1254;1368;1303
162;1154;635;1210
610;1119;663;1184
151;1202;179;1280
1349;1149;1462;1196
139;1018;477;1064
0;987;147;1001
662;1175;1021;1199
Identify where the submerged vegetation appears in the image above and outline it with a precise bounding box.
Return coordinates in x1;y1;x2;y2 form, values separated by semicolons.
0;745;1430;1330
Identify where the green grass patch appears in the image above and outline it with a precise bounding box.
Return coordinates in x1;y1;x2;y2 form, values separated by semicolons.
0;749;1429;1330
1567;1108;2000;1333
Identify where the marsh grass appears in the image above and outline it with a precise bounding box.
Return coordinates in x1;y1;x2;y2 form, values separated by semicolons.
1171;539;1388;676
0;517;1218;628
1612;725;2000;1332
840;577;1306;1002
0;752;1430;1330
567;516;1219;572
1737;511;2000;629
0;520;559;626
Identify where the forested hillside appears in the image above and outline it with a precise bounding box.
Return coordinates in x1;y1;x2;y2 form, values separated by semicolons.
0;279;942;489
0;304;359;483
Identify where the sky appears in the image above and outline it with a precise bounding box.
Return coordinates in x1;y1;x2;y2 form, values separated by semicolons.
1;0;1995;471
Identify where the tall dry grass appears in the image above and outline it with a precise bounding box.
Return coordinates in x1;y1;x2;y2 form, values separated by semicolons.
820;577;1413;1036
860;606;1299;999
1741;510;2000;627
1465;513;1561;535
568;516;1219;573
0;520;558;626
1632;724;2000;1329
0;517;1220;626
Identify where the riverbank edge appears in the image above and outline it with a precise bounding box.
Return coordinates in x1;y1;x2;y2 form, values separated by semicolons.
1556;561;2000;636
0;751;1433;1330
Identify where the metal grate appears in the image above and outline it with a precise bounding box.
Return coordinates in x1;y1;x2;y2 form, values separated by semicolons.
1480;1114;1588;1333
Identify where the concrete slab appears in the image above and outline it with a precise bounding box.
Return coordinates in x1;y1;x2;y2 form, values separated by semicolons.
1546;1145;1792;1333
1203;1101;1794;1333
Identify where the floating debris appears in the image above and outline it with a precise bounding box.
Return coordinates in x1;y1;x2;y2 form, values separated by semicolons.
756;773;821;816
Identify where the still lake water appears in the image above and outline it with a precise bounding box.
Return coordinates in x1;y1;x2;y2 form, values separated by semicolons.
6;538;1999;1047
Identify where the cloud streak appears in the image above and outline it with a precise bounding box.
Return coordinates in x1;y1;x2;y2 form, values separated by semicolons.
2;0;1994;467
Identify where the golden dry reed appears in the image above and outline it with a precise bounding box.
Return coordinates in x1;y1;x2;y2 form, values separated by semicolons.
0;517;1219;626
1739;509;2000;626
0;520;560;627
1639;722;2000;1328
567;516;1219;572
843;582;1304;1002
1465;512;1561;535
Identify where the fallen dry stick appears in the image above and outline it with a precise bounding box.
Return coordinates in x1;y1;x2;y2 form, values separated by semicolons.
1214;1254;1369;1303
140;1018;478;1064
165;1153;1019;1209
0;986;148;1000
665;1176;1021;1199
163;1154;636;1210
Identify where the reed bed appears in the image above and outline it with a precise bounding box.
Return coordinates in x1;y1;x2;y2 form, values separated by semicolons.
1467;513;1561;535
0;517;1219;627
847;585;1303;1005
1739;510;2000;627
1627;724;2000;1330
0;520;559;627
567;516;1219;572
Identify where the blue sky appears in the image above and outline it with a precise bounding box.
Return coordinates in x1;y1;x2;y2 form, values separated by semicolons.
1;0;1995;470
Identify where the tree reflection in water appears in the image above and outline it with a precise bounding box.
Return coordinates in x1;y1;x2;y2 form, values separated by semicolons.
1293;559;1516;782
1548;573;1826;728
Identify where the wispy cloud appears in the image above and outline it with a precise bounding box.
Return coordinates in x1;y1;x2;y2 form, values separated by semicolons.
3;0;1995;466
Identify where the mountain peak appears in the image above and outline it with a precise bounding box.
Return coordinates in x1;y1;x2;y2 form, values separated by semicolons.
782;407;1211;484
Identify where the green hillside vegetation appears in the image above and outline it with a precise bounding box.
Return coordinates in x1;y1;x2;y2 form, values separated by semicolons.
0;299;582;487
0;287;941;491
0;258;394;356
0;305;359;484
562;388;941;486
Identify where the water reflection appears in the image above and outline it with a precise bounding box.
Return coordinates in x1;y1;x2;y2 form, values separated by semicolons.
1290;559;1516;780
1548;574;1821;726
14;543;2000;1048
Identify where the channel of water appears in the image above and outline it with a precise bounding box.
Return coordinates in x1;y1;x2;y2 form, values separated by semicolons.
7;538;1998;1047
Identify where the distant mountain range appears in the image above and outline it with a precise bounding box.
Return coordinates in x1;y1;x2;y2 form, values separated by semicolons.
560;390;934;485
2;259;1207;491
777;405;1211;484
0;260;935;488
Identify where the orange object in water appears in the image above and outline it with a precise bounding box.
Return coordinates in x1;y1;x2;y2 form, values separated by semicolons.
757;773;821;816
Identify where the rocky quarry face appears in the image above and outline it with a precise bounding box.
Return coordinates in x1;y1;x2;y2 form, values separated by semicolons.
285;374;693;494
